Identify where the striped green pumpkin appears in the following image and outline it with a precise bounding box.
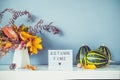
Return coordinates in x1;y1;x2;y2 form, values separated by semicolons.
86;50;109;68
76;45;91;66
99;45;111;61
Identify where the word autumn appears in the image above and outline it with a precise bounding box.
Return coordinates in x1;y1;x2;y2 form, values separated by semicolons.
50;51;70;55
50;51;71;61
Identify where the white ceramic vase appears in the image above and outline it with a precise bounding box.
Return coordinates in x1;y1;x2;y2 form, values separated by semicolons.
12;45;30;69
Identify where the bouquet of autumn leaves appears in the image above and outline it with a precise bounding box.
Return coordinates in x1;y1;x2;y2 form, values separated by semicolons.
0;24;43;56
0;8;59;58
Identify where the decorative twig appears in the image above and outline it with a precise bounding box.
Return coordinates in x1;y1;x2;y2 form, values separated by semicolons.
0;8;32;25
29;19;60;35
0;8;59;35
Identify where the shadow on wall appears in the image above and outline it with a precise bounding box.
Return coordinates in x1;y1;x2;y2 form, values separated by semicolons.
30;33;59;65
30;26;64;65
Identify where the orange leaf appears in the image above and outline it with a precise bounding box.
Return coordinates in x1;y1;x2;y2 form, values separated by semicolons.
31;66;37;70
26;64;31;69
4;42;12;49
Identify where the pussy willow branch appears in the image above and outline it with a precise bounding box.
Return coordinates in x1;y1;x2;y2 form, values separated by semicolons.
0;8;32;25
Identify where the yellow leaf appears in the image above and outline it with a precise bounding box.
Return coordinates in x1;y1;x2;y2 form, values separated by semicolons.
33;47;38;54
20;31;35;41
84;64;96;69
30;46;38;54
29;46;33;52
32;38;43;49
26;39;32;47
22;34;43;55
33;36;42;44
36;44;43;50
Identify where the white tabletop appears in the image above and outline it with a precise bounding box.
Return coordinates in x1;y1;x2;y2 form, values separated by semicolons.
0;64;120;71
0;65;120;80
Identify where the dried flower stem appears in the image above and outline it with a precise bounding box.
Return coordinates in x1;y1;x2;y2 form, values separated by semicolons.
0;8;59;35
29;19;60;35
0;8;32;25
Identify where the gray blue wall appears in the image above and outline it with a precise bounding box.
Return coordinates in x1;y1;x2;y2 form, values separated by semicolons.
0;0;120;64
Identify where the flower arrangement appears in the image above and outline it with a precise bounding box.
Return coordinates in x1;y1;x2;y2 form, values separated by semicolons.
0;8;60;58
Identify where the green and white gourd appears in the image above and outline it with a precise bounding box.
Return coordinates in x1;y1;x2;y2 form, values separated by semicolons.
98;45;111;61
76;44;111;68
86;50;109;68
76;44;91;66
